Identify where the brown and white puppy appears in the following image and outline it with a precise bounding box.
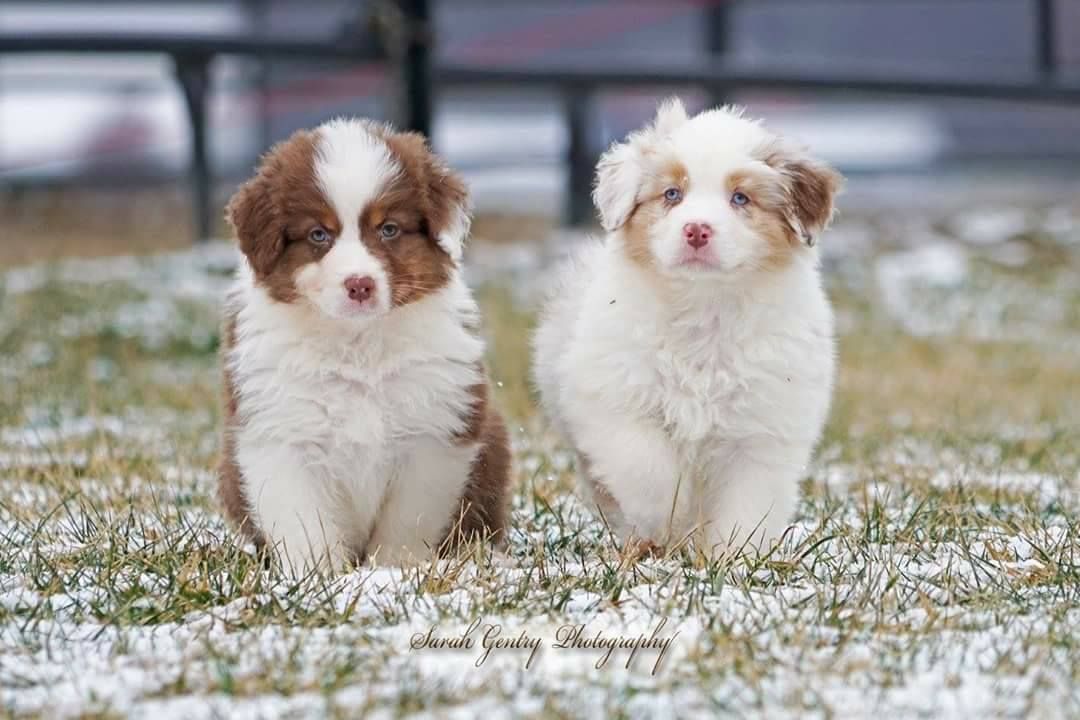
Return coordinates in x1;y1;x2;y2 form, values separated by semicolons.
218;118;510;574
534;100;841;556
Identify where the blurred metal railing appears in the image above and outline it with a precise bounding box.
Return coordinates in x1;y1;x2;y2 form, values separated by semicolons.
2;0;1078;239
0;29;388;241
436;0;1077;224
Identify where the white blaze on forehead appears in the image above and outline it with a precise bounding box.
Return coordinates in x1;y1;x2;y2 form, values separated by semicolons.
314;119;401;222
292;119;400;319
669;108;775;184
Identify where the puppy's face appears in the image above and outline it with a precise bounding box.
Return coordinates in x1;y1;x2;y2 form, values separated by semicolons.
594;100;842;279
226;119;470;324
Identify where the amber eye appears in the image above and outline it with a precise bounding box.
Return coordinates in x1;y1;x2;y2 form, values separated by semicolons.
308;226;332;245
379;222;400;241
731;191;750;207
663;187;683;203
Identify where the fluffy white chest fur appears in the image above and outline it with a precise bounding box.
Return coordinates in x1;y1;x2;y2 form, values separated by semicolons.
227;268;485;569
535;242;836;551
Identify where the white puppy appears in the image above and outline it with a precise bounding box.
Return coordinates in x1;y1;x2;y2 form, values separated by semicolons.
534;99;840;556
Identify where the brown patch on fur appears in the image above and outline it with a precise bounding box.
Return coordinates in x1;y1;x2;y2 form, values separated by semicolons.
784;158;842;240
452;370;489;446
225;130;340;303
728;145;842;271
621;155;689;270
358;183;451;306
357;129;469;306
217;302;266;551
380;131;470;246
439;375;512;552
756;141;843;246
726;167;803;270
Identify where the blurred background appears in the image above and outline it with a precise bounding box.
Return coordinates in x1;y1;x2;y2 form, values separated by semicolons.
2;0;1080;265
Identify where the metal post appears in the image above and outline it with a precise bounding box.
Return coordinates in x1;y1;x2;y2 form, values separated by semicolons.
1036;0;1056;76
564;88;592;227
175;55;211;243
705;1;730;107
243;0;272;154
398;0;432;136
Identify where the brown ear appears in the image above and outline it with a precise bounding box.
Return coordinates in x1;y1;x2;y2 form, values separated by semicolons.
763;145;843;246
422;150;470;260
788;159;842;245
225;173;284;276
385;131;471;260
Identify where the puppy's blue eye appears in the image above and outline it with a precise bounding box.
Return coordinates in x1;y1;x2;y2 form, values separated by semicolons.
379;222;400;240
309;227;332;245
731;191;750;207
664;187;682;203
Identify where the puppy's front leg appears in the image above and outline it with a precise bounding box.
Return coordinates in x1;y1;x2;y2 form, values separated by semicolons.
366;437;476;564
702;444;803;556
240;444;352;575
569;413;687;548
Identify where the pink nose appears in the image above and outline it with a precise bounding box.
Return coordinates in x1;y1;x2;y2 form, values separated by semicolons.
344;275;376;303
683;222;713;249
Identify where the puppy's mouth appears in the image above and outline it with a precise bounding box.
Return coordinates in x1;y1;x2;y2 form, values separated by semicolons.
305;294;385;323
336;296;386;319
678;256;715;267
673;250;722;270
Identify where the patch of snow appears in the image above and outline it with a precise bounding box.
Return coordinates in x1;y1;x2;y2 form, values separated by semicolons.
950;208;1029;245
874;242;969;336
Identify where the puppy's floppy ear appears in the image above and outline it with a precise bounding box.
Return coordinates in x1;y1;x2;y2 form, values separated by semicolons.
388;130;472;261
593;96;691;232
593;141;643;232
226;172;284;276
763;142;843;246
424;155;471;263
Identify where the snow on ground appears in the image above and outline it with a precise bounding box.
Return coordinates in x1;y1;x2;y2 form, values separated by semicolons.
1;196;1079;718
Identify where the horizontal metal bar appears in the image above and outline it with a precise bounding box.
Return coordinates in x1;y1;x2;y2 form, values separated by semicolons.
0;32;383;61
437;63;1080;105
